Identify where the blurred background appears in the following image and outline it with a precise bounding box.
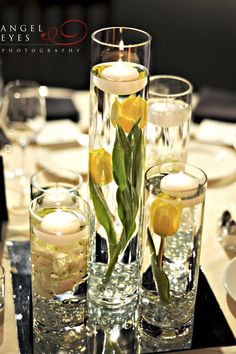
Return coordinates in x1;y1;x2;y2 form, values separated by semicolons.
1;0;236;91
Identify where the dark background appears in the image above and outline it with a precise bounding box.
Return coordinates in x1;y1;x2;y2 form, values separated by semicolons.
1;0;236;92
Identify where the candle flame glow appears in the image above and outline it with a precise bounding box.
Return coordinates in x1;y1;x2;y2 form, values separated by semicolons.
119;39;124;51
118;39;124;61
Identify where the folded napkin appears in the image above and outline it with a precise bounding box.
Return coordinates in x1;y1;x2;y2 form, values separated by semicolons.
36;120;79;146
46;97;80;122
196;119;236;146
193;86;236;123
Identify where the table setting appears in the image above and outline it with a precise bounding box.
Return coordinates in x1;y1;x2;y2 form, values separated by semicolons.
0;25;235;354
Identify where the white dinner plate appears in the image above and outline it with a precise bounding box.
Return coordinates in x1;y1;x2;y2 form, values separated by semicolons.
188;141;236;181
36;147;88;176
223;257;236;301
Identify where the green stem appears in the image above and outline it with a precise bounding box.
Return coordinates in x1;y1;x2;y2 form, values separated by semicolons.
104;229;126;283
157;237;165;269
102;330;123;354
147;228;170;304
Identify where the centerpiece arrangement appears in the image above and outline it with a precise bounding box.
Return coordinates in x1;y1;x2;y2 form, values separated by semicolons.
88;27;151;307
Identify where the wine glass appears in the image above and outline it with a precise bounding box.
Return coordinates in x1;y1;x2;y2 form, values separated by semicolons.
218;138;236;252
0;80;46;228
1;80;46;177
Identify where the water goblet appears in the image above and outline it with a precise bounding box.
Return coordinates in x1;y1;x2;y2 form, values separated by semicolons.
0;80;46;227
1;80;46;177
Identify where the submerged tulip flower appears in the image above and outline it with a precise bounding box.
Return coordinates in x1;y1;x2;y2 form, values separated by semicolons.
89;148;113;186
111;95;147;133
150;193;182;237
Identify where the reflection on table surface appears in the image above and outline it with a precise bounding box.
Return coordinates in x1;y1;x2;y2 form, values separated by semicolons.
0;91;236;354
8;239;235;353
33;303;138;354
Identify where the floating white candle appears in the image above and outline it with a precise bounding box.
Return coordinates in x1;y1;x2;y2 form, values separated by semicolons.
93;62;147;95
41;210;80;234
160;172;205;207
102;64;139;81
160;172;198;197
149;100;190;128
43;187;72;205
33;210;86;245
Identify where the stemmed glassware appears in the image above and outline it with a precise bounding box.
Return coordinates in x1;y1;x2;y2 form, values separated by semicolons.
218;139;236;251
0;80;46;227
1;80;46;178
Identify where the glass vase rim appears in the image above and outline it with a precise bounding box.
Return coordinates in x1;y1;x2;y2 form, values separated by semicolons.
30;168;83;194
91;26;152;48
30;193;91;223
4;79;41;95
145;161;207;187
149;75;193;98
5;79;40;89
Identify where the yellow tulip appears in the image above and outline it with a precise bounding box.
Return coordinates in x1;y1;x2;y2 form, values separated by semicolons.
89;148;113;185
111;95;147;133
150;193;182;237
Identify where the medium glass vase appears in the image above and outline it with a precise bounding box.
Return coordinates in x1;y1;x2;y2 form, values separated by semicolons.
88;27;151;307
140;162;207;352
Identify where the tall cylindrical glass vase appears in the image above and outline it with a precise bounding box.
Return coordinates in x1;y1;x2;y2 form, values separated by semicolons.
88;27;151;307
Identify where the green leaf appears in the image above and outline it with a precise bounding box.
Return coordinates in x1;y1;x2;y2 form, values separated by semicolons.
89;176;117;258
103;121;143;281
116;188;125;225
153;266;170;305
131;129;144;193
112;125;132;191
130;184;139;219
112;140;126;191
127;117;141;146
127;118;144;194
117;183;137;239
147;228;170;304
117;124;132;157
113;124;138;239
